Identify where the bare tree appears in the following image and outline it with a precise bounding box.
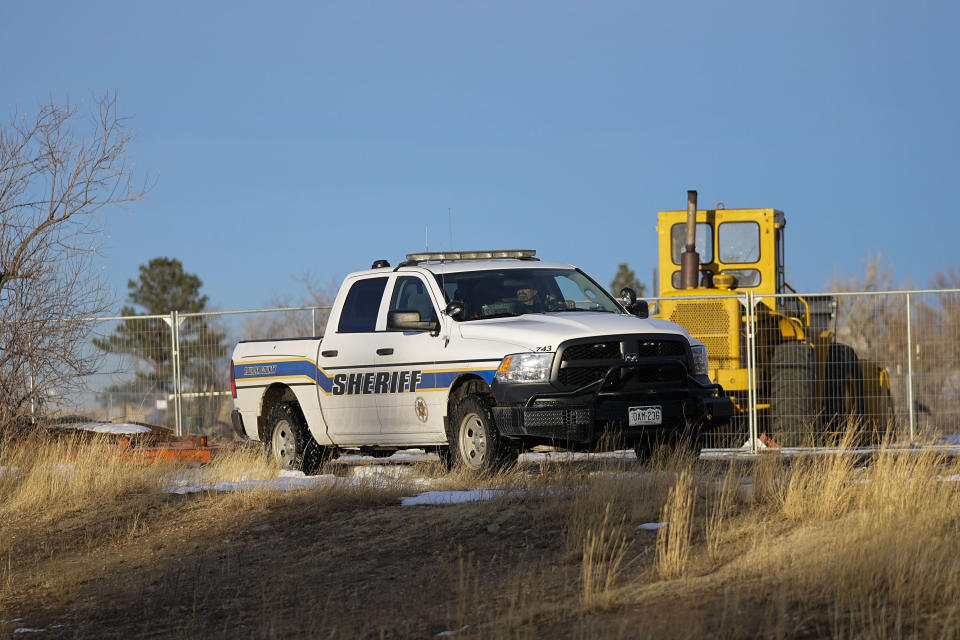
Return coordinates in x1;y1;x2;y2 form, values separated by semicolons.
830;255;960;434
242;272;339;340
828;253;903;365
0;93;148;438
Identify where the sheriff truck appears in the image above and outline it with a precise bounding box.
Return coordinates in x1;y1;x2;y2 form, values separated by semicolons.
230;250;732;474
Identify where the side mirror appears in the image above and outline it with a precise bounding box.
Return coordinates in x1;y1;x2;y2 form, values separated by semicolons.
388;310;439;333
443;300;465;319
619;287;648;317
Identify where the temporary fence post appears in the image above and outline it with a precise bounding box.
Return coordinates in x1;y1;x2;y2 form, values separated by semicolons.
171;310;185;437
311;308;317;336
745;292;759;453
176;311;187;436
165;312;178;436
905;292;915;442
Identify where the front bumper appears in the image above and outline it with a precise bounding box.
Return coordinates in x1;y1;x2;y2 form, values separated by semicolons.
490;364;733;447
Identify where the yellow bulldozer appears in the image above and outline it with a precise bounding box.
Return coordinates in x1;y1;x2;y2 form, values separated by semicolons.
654;191;893;445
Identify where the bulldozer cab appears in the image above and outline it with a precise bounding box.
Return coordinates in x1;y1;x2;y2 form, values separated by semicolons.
656;207;786;297
655;206;837;341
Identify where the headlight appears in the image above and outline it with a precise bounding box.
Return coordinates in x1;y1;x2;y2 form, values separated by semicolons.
495;352;553;383
690;344;709;376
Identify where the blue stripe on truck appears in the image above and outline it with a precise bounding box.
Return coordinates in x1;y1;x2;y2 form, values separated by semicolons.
234;359;496;394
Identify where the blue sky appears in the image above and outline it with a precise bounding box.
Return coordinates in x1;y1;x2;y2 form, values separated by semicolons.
3;1;957;312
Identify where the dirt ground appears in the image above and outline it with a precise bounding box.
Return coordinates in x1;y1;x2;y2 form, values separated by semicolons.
3;447;957;639
1;480;595;638
0;455;736;639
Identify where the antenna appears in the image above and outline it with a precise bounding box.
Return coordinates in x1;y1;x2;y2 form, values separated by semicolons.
425;225;429;252
448;208;453;250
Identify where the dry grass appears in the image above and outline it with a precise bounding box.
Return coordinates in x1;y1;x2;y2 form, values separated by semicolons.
1;427;958;638
580;502;629;610
656;465;695;579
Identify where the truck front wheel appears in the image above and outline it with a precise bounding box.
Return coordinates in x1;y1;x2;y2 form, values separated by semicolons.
264;401;325;475
448;394;514;474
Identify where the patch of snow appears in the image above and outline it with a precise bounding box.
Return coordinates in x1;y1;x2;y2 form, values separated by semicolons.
389;451;438;462
344;464;428;481
55;422;152;435
165;473;337;495
637;522;668;531
436;625;470;637
401;489;503;506
519;450;635;463
14;629;44;634
938;434;960;445
336;449;437;463
939;474;960;483
163;466;434;495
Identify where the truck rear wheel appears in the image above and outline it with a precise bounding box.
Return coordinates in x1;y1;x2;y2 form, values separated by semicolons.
264;401;325;475
448;394;514;474
770;341;818;444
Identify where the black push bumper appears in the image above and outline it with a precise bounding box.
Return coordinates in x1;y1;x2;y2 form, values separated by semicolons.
490;365;733;447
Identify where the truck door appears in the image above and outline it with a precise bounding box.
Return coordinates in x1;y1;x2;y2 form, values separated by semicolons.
315;275;389;443
374;274;450;444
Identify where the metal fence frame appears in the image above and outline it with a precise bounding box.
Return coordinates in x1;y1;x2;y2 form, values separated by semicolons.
649;288;960;452
69;288;960;448
81;305;330;436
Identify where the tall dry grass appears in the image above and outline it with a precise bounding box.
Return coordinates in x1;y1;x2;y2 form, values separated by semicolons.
656;465;695;579
724;432;960;637
580;502;629;610
0;433;175;521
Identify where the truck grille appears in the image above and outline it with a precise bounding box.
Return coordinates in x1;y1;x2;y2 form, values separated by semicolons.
556;336;689;389
563;342;620;361
637;339;686;357
558;366;610;387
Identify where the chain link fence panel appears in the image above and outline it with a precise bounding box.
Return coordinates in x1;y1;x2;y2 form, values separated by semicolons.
60;314;177;429
48;290;960;449
53;307;329;438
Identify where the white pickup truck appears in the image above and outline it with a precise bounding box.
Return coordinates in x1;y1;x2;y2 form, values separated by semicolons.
230;250;732;473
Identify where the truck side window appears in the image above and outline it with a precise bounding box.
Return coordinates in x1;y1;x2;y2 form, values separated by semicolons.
338;277;388;333
389;276;438;323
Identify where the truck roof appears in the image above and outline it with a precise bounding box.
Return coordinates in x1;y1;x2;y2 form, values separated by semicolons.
348;259;577;279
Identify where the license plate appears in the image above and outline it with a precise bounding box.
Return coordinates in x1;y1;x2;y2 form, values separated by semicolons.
629;405;662;426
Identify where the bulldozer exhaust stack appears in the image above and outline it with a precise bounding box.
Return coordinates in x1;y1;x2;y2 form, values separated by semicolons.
680;189;700;289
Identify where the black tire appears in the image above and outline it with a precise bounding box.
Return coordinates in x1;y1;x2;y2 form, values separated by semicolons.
633;432;660;461
264;401;326;475
823;342;865;434
447;394;515;474
770;341;818;443
634;430;703;462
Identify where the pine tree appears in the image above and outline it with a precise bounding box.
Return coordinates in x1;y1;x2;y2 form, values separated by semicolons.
610;263;647;297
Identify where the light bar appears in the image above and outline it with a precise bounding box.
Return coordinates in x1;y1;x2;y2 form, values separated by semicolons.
404;249;537;262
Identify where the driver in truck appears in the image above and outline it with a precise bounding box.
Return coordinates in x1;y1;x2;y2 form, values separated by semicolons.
510;277;546;313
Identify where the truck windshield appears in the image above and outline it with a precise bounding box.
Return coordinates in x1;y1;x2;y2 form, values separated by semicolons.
434;268;622;321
